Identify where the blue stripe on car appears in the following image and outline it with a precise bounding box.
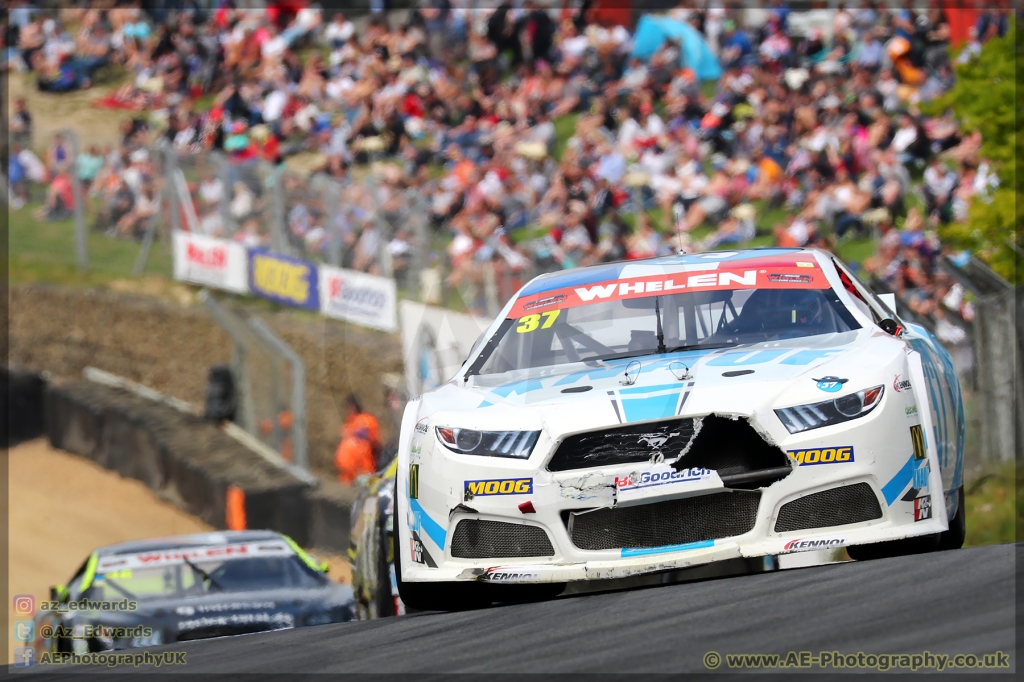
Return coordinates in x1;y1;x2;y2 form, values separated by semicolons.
621;392;681;422
409;498;447;550
621;540;714;557
519;264;626;296
881;454;916;505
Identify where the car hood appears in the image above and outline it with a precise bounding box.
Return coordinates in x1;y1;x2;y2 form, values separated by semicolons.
74;585;355;646
421;328;904;439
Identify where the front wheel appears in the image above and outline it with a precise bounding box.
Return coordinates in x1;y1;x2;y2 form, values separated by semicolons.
848;485;965;561
394;480;491;612
936;485;966;550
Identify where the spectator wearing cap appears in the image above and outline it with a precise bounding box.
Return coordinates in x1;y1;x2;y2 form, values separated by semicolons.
720;20;752;69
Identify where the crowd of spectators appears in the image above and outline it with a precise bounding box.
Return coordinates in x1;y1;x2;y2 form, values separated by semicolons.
4;1;1014;334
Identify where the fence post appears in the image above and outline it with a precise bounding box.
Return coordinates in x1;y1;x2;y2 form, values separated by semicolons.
974;287;1017;462
269;165;289;255
168;145;181;236
64;129;88;271
325;177;343;267
214;151;235;236
247;317;307;473
364;171;393;277
133;141;169;275
407;189;430;299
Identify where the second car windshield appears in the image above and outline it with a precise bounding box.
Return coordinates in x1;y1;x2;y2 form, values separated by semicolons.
85;556;327;601
471;287;859;377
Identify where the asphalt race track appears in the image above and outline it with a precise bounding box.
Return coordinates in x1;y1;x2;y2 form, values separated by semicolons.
26;543;1018;675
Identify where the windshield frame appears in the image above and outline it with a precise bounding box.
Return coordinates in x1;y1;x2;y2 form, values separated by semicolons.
85;552;329;601
466;276;859;379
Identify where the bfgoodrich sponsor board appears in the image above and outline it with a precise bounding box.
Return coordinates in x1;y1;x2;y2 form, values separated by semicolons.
172;232;248;293
248;249;320;311
319;266;397;332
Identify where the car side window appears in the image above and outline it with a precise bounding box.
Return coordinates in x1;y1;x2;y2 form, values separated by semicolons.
831;258;898;326
65;557;91;601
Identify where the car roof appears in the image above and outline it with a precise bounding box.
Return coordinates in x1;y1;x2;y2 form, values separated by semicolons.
519;248;815;297
96;531;284;557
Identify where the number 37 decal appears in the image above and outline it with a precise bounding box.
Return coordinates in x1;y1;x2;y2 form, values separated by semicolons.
516;310;561;333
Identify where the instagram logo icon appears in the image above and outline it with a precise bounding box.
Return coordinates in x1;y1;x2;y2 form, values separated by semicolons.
13;595;35;616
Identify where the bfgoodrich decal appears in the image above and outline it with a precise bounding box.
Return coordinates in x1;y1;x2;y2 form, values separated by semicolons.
319;265;398;332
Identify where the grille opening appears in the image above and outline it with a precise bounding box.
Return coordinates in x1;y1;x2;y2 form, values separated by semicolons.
774;483;883;533
563;490;761;551
548;418;696;471
674;415;791;489
450;519;555;559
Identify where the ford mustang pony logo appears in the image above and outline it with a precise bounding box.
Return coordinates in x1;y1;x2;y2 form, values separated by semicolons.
637;432;680;449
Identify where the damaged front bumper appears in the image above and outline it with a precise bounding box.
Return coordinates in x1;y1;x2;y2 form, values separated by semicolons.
402;396;949;585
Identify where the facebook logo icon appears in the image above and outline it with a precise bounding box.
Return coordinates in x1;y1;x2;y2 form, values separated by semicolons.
13;647;35;668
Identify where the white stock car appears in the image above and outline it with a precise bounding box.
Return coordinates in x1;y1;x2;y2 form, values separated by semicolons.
393;248;965;611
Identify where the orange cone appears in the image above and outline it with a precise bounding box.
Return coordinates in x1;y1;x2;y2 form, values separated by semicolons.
226;485;247;530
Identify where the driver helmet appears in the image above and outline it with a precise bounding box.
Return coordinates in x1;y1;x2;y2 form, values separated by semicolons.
756;289;827;332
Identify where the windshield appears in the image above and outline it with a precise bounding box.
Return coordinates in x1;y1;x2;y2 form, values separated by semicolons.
85;548;327;601
470;263;859;377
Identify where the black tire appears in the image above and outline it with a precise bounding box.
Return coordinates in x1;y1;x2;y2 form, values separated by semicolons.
394;479;491;612
937;485;966;550
373;496;395;618
848;485;964;561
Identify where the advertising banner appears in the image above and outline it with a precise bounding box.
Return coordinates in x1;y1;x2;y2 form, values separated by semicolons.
399;301;493;398
172;231;248;294
319;266;398;333
247;249;320;311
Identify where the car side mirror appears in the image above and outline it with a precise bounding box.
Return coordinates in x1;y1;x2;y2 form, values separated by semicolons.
879;319;903;337
50;584;68;603
878;293;897;313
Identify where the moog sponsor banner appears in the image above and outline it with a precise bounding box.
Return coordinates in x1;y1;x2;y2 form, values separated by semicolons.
247;249;320;311
172;231;249;293
319;265;398;332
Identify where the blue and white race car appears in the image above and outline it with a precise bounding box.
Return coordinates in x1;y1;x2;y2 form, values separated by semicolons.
393;248;965;610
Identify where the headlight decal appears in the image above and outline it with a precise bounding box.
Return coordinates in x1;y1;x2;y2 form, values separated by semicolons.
435;427;540;458
775;385;884;434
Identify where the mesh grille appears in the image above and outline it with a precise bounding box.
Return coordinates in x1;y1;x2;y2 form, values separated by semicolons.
774;483;882;533
450;520;555;559
548;419;696;472
567;491;761;551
